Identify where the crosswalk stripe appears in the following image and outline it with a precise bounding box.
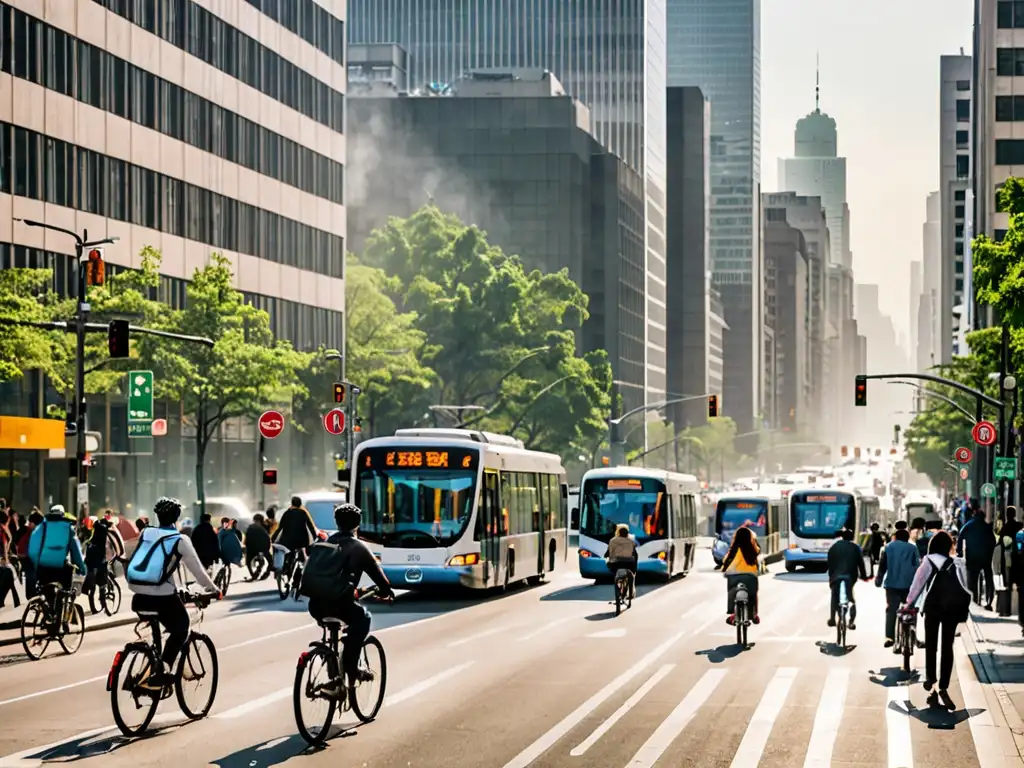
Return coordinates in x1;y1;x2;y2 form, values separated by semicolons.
729;667;798;767
954;638;1019;767
625;669;728;767
570;664;675;756
886;685;914;768
803;667;850;768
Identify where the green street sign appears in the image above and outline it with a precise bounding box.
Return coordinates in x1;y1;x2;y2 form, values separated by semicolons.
981;482;997;498
128;422;152;438
128;370;154;422
995;456;1018;481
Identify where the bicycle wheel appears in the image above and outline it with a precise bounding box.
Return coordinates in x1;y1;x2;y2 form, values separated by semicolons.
277;562;292;600
215;566;230;597
101;580;122;617
176;633;219;719
292;564;303;601
59;604;86;655
735;602;746;646
294;646;337;746
740;618;748;648
614;581;622;616
350;636;387;723
20;599;50;660
110;646;161;737
838;612;846;648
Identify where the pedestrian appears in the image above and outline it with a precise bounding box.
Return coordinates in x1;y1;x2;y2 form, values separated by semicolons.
874;528;920;648
217;518;243;567
18;510;43;597
910;517;932;558
244;513;272;579
264;506;279;538
957;506;996;609
190;513;221;570
1003;507;1022;541
867;523;886;578
903;530;971;710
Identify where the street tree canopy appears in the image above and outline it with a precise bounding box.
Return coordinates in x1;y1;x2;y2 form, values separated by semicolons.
359;205;612;455
0;268;63;383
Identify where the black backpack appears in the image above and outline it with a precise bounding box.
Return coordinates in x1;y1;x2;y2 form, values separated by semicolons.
299;541;356;603
924;558;971;622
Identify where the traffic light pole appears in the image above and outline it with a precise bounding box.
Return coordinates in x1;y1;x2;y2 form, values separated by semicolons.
608;392;718;467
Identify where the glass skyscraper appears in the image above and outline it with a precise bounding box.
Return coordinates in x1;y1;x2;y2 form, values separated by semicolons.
348;0;669;400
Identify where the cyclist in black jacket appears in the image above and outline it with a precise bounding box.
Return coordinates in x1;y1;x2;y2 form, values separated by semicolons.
272;497;318;552
827;528;869;630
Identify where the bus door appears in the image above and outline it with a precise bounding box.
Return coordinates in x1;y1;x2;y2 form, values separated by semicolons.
535;474;546;576
481;470;501;585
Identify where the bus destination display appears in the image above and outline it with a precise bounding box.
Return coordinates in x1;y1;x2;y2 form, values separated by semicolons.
804;495;841;503
734;502;760;509
361;447;478;471
607;479;644;490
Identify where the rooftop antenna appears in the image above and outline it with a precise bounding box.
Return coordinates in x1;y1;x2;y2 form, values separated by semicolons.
815;51;820;112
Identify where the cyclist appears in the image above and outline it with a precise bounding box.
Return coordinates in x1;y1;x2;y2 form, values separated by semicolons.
874;527;920;648
723;525;760;625
302;504;394;697
26;504;86;594
606;524;638;599
272;496;318;554
827;528;869;630
124;498;220;691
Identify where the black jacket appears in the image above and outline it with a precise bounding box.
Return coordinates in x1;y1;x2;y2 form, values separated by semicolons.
827;539;867;585
957;516;995;566
244;522;271;556
325;532;392;595
272;506;317;551
190;522;221;568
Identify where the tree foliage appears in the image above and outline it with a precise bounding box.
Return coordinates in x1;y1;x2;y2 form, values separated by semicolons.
0;268;65;383
359;205;612;455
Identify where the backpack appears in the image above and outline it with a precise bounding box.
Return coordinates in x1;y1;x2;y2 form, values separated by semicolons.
299;541;356;603
924;557;971;622
29;519;74;570
125;529;182;587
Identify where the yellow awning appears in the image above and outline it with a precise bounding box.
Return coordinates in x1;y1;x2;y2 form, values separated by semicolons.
0;416;65;451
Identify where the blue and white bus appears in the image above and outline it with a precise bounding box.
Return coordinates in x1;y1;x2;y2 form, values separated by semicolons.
712;492;788;567
577;467;701;582
351;428;568;590
784;488;860;572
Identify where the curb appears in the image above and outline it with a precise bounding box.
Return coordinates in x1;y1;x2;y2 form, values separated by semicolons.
962;614;1024;760
0;585;281;649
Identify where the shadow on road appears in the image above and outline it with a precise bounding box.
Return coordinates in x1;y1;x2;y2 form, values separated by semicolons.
211;726;370;766
816;640;855;657
868;666;920;687
18;721;185;762
887;697;983;730
696;644;749;663
773;571;828;582
541;581;667;603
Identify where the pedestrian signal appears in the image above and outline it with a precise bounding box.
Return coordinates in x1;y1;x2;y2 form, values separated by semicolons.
332;381;345;403
708;394;719;418
107;319;129;358
855;376;867;406
86;248;105;286
262;469;278;485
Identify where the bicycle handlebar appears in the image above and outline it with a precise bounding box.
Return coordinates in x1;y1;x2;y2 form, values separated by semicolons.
179;590;217;609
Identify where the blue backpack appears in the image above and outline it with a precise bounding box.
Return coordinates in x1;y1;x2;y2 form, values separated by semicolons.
28;518;74;570
126;528;182;587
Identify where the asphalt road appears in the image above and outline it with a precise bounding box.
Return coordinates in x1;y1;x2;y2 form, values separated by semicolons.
0;552;1014;767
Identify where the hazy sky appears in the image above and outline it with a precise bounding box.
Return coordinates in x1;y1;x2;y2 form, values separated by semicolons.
761;0;973;346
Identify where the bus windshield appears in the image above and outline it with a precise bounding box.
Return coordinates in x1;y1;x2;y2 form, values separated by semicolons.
580;477;667;544
791;493;855;538
716;500;767;537
906;503;941;528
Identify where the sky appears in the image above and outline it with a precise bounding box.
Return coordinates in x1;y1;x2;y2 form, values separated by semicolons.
760;0;974;348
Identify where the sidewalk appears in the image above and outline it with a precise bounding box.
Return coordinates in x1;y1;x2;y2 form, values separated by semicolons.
0;572;279;648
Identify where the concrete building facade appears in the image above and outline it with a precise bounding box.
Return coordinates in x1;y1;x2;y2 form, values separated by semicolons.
922;191;942;369
764;220;809;434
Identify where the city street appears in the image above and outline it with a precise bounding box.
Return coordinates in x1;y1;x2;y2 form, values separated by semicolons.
0;551;1016;767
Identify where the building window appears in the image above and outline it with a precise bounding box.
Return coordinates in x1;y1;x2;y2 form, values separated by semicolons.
956;154;970;178
998;0;1024;27
955;223;965;238
956;79;971;91
955;189;966;201
955;260;964;274
956;278;964;292
766;208;786;222
956;99;970;122
996;48;1024;76
995;95;1024;122
956;129;970;146
956;241;965;256
955;204;965;219
996;229;1009;242
996;139;1024;165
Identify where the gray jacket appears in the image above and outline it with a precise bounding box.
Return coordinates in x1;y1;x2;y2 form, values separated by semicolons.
875;539;920;591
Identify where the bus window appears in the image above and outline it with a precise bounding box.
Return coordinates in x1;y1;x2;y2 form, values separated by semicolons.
716;500;768;537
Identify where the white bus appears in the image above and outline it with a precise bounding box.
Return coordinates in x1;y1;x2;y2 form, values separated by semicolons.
350;428;568;590
904;492;944;529
784;488;861;572
577;467;701;582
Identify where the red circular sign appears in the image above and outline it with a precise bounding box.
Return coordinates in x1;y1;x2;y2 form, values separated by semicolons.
258;410;285;439
323;408;346;435
151;418;168;437
972;420;998;447
954;446;973;463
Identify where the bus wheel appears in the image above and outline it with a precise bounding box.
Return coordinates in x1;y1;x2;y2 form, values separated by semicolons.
785;562;796;573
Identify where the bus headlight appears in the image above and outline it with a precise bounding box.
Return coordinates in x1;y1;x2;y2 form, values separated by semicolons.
648;551;668;560
579;549;595;558
447;553;480;567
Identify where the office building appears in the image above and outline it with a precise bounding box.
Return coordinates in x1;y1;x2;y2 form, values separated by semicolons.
348;1;670;403
922;191;942;369
348;43;409;93
940;54;971;361
909;259;922;361
764;220;809;433
666;86;711;429
666;0;762;433
0;0;347;510
856;284;910;444
347;73;649;411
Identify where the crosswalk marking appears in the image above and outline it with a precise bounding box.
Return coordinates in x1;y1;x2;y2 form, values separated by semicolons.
886;685;914;768
729;667;798;767
803;667;850;768
570;664;674;757
625;669;728;767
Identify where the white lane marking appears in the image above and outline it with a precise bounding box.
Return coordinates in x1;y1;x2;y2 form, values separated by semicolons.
802;667;850;768
587;628;627;639
708;633;832;642
954;639;1014;768
570;664;674;756
502;605;716;768
385;661;476;707
0;675;107;709
886;685;914;768
447;626;509;648
517;616;574;641
626;669;728;767
215;688;292;719
0;713;181;765
728;667;798;767
258;736;291;751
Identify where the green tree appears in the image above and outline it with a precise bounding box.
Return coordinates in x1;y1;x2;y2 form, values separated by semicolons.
683;417;739;483
360;204;612;454
138;253;307;508
974;177;1024;327
0;268;66;383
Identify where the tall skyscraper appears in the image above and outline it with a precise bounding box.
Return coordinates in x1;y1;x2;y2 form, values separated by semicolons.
666;0;762;432
922;191;942;369
348;1;670;403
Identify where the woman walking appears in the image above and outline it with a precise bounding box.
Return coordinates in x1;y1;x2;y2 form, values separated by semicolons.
903;530;971;709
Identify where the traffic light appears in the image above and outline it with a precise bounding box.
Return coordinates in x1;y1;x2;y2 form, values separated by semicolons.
86;248;105;286
107;319;129;358
332;381;345;403
262;469;278;485
353;417;362;435
708;394;719;418
854;375;867;406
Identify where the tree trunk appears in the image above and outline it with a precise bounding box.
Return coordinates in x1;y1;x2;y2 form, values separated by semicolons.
195;401;207;513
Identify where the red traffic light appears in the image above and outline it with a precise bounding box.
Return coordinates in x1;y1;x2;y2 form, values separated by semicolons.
262;469;278;485
854;376;867;406
107;319;129;358
86;248;105;286
708;394;719;418
332;382;345;403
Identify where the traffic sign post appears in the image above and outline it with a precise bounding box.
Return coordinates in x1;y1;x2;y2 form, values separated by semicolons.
258;411;285;439
995;456;1018;481
324;408;346;435
954;446;973;464
982;482;997;499
972;421;998;447
128;370;154;438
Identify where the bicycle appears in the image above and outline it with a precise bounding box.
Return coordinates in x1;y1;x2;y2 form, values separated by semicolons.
276;545;305;601
293;586;388;746
896;606;918;673
212;563;231;597
247;551;270;581
88;568;122;617
107;590;219;737
836;580;850;649
21;576;86;660
734;581;752;648
613;567;633;616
